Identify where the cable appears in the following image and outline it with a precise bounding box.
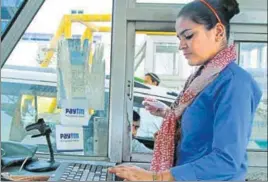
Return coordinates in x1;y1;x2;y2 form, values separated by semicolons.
19;156;30;172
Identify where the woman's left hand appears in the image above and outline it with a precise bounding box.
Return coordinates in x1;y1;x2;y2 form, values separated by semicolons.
108;165;153;181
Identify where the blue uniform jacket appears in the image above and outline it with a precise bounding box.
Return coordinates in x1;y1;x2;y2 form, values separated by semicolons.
170;62;262;181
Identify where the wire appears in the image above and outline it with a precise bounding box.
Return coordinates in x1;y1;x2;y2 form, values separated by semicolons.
19;156;30;172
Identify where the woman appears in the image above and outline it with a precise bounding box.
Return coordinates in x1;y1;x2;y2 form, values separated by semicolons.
109;0;262;180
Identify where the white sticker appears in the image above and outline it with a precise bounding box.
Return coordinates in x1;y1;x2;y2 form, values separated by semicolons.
60;107;90;126
55;125;84;152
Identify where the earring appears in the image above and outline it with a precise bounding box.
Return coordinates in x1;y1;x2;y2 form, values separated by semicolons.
216;34;224;41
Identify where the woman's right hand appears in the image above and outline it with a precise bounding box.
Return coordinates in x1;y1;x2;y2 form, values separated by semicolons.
142;97;170;118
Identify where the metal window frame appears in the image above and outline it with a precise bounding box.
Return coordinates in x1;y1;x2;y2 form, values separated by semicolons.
126;4;267;24
1;0;45;68
109;0;132;162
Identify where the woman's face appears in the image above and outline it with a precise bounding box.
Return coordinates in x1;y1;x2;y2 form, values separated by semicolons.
175;16;224;66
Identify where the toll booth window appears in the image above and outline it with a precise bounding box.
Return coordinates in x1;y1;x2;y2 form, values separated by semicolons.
239;42;267;151
1;0;113;157
132;34;190;154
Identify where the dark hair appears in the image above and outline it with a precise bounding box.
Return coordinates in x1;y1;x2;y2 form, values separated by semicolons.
133;111;140;122
145;73;160;86
177;0;240;39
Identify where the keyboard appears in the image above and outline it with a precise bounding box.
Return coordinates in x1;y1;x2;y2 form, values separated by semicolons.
48;162;115;181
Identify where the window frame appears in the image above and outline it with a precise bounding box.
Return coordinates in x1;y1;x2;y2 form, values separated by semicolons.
123;2;267;162
235;40;267;152
1;0;121;162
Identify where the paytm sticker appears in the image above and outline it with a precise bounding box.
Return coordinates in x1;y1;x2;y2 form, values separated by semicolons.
60;133;79;140
65;108;85;117
60;107;90;126
56;125;84;152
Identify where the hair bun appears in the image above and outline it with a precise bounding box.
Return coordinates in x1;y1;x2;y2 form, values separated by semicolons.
221;0;240;20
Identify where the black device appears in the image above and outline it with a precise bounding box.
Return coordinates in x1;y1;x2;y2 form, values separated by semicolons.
24;118;59;172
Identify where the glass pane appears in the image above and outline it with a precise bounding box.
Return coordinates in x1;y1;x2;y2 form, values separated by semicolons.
1;0;113;157
239;42;267;150
132;34;194;155
154;43;175;75
1;95;20;141
153;42;195;78
154;53;174;75
136;0;193;3
1;0;25;34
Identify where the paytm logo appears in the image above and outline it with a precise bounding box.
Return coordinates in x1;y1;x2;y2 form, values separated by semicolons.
60;133;79;139
65;108;85;117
